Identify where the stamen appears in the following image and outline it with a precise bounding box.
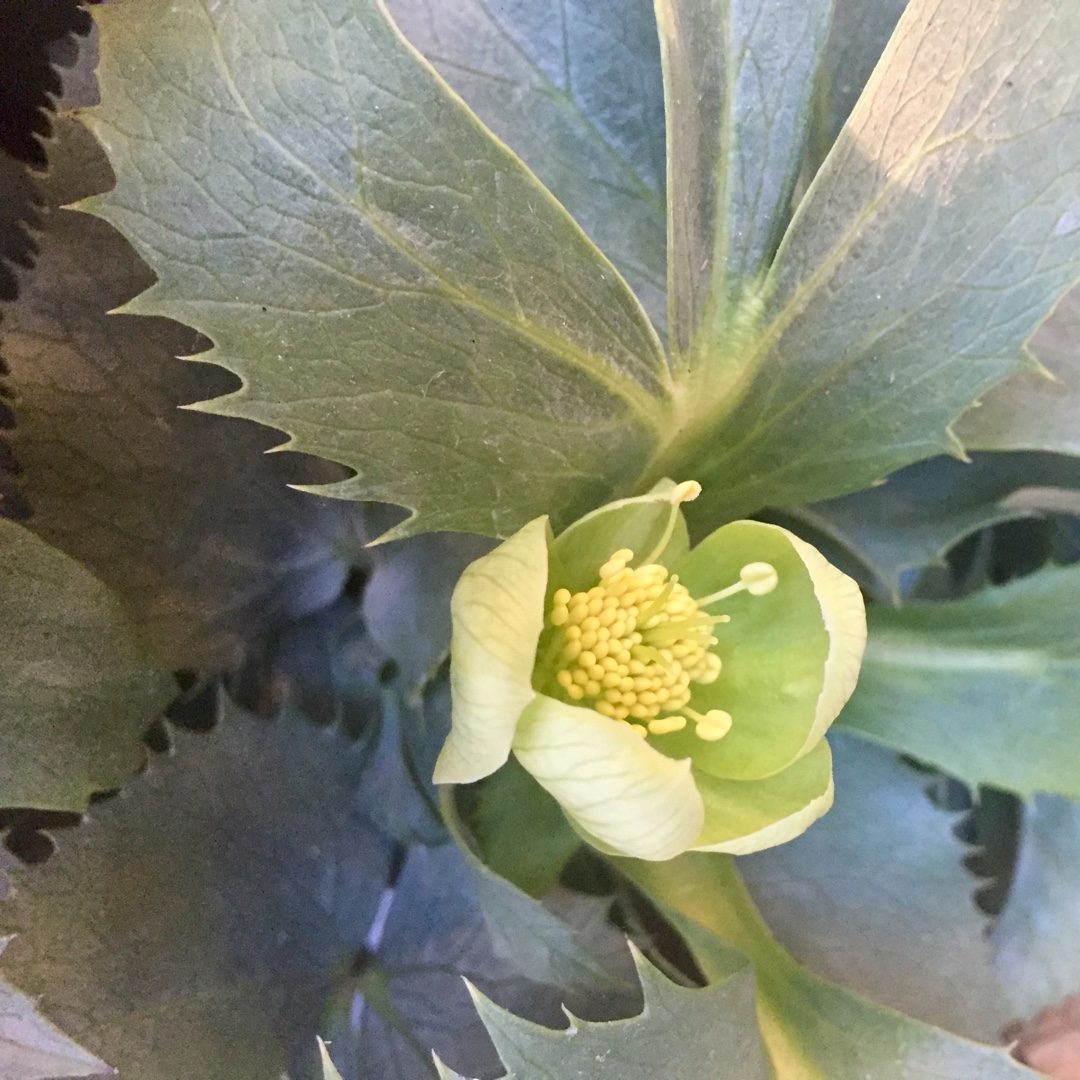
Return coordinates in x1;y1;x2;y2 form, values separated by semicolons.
682;707;733;741
648;715;687;735
696;562;779;607
637;481;702;567
547;526;741;740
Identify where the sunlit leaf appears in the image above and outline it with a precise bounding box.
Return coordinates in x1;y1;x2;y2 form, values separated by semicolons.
662;0;1080;528
385;0;668;334
838;564;1080;798
0;518;173;811
740;734;1008;1040
993;796;1080;1022
804;0;907;173
86;0;671;539
0;700;396;1079
621;853;1036;1079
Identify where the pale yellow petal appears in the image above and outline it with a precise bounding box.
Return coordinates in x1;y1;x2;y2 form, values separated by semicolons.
785;531;867;757
433;517;548;784
512;695;704;860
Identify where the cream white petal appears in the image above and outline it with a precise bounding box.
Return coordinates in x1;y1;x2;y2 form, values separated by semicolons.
785;530;868;758
512;695;704;861
433;516;549;785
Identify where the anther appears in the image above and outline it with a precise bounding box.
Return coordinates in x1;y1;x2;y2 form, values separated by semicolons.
648;715;687;735
696;563;779;607
682;707;733;741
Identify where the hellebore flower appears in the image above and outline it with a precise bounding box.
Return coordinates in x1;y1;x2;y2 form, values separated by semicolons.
433;481;867;861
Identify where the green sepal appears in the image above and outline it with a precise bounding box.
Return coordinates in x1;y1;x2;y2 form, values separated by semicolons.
654;521;830;780
693;738;834;854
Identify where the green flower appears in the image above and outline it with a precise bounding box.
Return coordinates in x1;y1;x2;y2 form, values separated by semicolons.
434;481;867;861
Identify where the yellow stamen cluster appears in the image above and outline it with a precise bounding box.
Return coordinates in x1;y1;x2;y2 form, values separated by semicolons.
549;548;732;741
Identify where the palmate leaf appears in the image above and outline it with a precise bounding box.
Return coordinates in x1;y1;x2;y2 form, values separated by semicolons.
837;563;1080;798
86;0;671;540
88;0;1080;541
0;518;173;811
384;0;668;335
621;854;1036;1080
656;0;1080;528
739;734;1008;1041
321;842;638;1080
434;945;772;1080
992;795;1080;1022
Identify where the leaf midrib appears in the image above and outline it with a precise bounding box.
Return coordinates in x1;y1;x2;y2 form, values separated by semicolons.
865;632;1078;675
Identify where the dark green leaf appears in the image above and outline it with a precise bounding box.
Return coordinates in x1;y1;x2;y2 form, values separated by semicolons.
0;700;396;1079
839;565;1080;798
471;756;581;898
362;532;491;696
957;282;1080;456
0;939;113;1079
440;787;630;997
621;853;1036;1079
657;0;831;357
659;0;1080;527
385;0;668;334
4;114;368;670
777;453;1080;601
992;795;1080;1021
87;0;671;539
327;843;636;1080
740;734;1008;1040
0;518;173;811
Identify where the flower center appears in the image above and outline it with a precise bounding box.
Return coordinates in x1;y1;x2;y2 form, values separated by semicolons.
547;550;777;741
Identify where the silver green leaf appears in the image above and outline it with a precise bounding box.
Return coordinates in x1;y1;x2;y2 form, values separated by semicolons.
86;0;671;539
451;945;771;1080
804;0;908;173
838;564;1080;798
623;853;1037;1079
0;939;114;1080
992;795;1080;1022
779;453;1080;602
957;282;1080;456
740;734;1008;1041
0;700;396;1079
385;0;668;334
656;0;831;358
